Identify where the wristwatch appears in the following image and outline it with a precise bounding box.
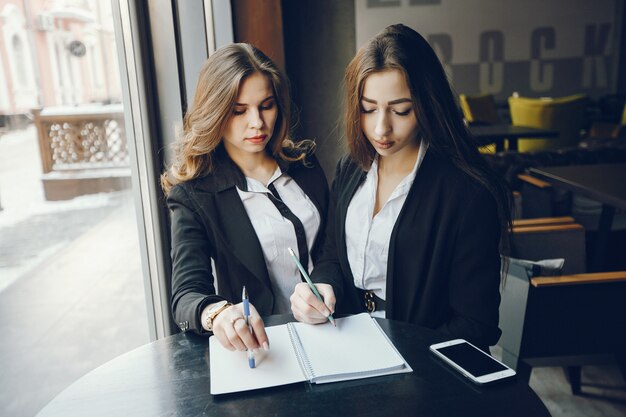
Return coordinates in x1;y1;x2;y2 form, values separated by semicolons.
204;300;233;331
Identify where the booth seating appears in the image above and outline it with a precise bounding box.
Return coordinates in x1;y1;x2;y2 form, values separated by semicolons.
588;98;626;140
499;218;626;395
517;174;571;219
510;218;586;275
508;94;588;152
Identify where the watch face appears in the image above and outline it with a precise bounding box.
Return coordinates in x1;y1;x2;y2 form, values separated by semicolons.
206;300;229;331
209;300;228;314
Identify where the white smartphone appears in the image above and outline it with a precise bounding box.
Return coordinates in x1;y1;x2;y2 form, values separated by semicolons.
429;339;516;385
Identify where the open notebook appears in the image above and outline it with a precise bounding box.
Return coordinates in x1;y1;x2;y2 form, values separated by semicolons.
209;313;412;395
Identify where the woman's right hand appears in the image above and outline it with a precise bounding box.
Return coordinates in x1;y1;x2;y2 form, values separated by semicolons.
290;282;336;324
208;302;270;352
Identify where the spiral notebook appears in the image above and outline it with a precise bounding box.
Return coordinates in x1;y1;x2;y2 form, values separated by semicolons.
209;313;412;395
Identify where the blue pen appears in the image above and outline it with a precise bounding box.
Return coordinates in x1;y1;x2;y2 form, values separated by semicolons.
287;247;336;327
242;286;255;368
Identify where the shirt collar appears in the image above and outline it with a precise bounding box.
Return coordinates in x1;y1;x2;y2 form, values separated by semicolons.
193;145;291;193
243;165;284;193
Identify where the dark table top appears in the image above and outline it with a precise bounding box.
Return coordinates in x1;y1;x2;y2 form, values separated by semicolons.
470;124;558;140
35;315;550;417
530;164;626;211
470;124;559;149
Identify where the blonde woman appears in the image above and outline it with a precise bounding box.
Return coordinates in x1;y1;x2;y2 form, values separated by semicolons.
162;44;328;352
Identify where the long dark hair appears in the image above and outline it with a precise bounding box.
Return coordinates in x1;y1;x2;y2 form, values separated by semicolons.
344;24;512;268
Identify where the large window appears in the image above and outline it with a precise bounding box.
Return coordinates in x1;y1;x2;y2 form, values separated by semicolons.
0;1;150;416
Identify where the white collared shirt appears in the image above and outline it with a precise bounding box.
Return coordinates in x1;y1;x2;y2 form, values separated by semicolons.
237;166;321;314
345;143;428;318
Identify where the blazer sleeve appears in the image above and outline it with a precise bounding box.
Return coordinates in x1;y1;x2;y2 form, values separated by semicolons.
437;186;503;348
310;158;348;303
167;185;225;335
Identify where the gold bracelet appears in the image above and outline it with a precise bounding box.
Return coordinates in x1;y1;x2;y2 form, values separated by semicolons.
204;301;233;331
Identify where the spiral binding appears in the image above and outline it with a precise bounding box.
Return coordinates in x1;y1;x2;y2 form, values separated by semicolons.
287;323;316;381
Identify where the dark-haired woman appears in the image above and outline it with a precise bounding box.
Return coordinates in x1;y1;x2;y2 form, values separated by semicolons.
290;24;511;350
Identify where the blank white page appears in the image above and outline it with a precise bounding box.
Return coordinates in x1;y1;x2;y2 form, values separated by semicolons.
291;313;408;382
209;324;305;394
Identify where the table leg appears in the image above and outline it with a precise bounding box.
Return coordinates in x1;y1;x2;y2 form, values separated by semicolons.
508;138;518;151
566;366;582;395
591;204;615;271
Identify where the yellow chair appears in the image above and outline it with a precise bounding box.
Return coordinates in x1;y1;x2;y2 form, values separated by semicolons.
459;93;500;153
508;93;588;152
459;93;500;125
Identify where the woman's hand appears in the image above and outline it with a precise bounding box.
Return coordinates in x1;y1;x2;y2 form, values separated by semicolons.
290;282;336;324
209;302;269;352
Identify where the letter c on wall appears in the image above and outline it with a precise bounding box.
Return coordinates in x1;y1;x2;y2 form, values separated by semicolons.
479;30;504;94
530;27;555;92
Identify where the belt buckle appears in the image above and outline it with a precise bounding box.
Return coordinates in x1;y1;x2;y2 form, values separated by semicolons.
364;291;376;313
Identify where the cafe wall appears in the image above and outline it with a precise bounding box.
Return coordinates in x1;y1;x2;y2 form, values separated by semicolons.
283;0;626;179
356;0;624;100
282;1;356;179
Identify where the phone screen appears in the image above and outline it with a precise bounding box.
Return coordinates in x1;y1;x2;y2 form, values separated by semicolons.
436;343;507;377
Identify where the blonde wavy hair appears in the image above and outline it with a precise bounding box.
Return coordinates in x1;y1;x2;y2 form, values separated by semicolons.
161;43;311;195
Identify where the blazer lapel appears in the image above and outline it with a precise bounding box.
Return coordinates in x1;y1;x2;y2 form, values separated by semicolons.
386;151;436;317
192;148;271;287
213;189;271;287
336;165;367;277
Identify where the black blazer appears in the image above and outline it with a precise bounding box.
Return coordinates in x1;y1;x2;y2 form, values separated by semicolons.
167;149;328;334
311;151;502;348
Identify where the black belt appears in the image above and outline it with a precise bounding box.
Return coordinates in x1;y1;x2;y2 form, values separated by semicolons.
359;289;386;313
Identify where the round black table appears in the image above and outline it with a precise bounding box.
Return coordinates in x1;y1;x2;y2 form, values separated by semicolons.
36;316;550;417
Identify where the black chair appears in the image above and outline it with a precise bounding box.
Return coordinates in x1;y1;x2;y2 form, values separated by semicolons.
499;222;626;394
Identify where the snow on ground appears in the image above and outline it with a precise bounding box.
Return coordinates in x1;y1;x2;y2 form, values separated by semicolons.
0;125;128;293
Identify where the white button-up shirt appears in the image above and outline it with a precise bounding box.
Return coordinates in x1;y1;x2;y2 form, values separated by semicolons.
345;143;428;318
237;166;321;314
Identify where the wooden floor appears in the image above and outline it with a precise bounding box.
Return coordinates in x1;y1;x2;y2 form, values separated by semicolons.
533;366;626;416
492;346;626;417
1;128;625;416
